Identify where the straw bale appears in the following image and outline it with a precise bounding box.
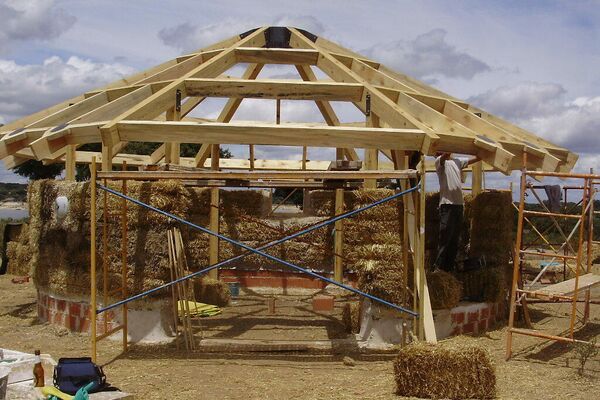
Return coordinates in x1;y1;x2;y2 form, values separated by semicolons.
394;341;496;399
194;277;230;306
6;241;31;275
457;266;505;303
342;301;361;334
427;269;462;310
357;259;409;308
221;190;271;217
469;191;513;266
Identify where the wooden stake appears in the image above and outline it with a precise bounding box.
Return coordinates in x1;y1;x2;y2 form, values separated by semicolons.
90;157;97;362
209;188;219;280
334;188;344;282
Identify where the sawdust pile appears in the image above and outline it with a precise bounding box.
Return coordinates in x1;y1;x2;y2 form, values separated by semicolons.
394;341;496;399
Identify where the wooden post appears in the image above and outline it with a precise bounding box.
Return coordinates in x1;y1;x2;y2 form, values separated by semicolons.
472;161;483;196
506;153;527;360
584;170;594;323
90;157;97;362
276;98;281;124
165;107;181;164
364;113;379;189
209;187;220;280
101;144;112;172
121;161;128;352
334;188;344;282
65;144;76;181
570;177;589;338
249;145;255;170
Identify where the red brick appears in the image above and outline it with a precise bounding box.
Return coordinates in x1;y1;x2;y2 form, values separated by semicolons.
451;312;465;324
52;312;64;325
56;299;66;311
480;306;489;319
462;322;475;334
80;318;90;333
69;303;81;317
489;306;496;321
68;315;79;331
451;325;463;336
478;319;488;333
47;297;56;310
467;311;479;323
312;295;335;312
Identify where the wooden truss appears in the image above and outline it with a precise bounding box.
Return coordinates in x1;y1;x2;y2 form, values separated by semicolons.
0;26;577;176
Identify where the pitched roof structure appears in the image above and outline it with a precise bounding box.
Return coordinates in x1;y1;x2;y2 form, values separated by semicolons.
0;26;578;175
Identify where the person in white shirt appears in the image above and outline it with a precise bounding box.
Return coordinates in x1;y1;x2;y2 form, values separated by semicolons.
433;152;480;272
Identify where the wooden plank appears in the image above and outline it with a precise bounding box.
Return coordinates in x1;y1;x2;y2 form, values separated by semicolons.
65;145;76;181
116;121;425;150
184;78;364;101
235;47;319;65
533;273;600;298
364;113;380;188
96;169;419;181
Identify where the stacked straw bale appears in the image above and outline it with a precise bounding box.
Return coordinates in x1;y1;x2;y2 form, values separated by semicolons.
426;269;462;309
5;223;32;275
394;341;496;399
342;301;361;334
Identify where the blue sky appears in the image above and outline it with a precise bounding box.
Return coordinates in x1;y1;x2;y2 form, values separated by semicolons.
1;0;600;187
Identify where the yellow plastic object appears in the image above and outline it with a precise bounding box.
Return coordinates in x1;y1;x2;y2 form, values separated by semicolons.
177;300;221;317
41;385;74;400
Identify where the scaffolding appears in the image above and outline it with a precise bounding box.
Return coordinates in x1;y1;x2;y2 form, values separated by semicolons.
506;163;600;359
89;158;435;362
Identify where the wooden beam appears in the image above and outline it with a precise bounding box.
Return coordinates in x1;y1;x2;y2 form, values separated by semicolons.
194;63;264;167
100;28;267;140
295;65;359;162
96;170;419;181
235;47;319;65
115;121;425;150
471;161;483;196
65;145;76;181
184;78;363;101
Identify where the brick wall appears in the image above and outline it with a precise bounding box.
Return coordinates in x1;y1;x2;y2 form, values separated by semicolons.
450;302;499;336
37;290;118;335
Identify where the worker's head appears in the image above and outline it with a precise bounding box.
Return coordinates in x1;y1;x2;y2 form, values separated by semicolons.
436;152;452;158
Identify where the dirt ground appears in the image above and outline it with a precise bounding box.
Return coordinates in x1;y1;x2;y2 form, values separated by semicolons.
1;274;598;399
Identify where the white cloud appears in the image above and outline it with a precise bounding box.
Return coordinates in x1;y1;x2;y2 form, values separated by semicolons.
158;15;325;53
469;81;600;160
468;82;566;121
0;0;76;53
0;56;135;124
362;29;491;80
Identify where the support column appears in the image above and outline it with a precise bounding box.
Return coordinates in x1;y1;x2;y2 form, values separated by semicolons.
65;144;76;181
334;188;344;282
364;113;379;189
209;144;220;279
101;144;112;172
472;161;483;196
165;107;181;165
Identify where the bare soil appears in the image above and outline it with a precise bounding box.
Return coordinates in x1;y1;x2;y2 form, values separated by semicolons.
1;274;598;399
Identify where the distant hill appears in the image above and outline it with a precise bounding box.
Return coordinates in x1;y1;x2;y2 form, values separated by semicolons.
0;183;28;202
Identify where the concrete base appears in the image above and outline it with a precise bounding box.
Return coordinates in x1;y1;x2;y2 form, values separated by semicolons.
37;289;173;344
357;299;411;349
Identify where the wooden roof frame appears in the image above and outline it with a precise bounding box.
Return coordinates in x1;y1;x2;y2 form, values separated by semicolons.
0;26;577;175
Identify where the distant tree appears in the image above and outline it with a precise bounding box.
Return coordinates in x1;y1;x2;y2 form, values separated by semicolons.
13;160;64;180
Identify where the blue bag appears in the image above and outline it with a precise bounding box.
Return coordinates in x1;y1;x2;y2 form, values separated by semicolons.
53;357;106;395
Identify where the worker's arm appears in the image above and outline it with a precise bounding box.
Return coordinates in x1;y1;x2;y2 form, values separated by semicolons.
465;156;481;167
